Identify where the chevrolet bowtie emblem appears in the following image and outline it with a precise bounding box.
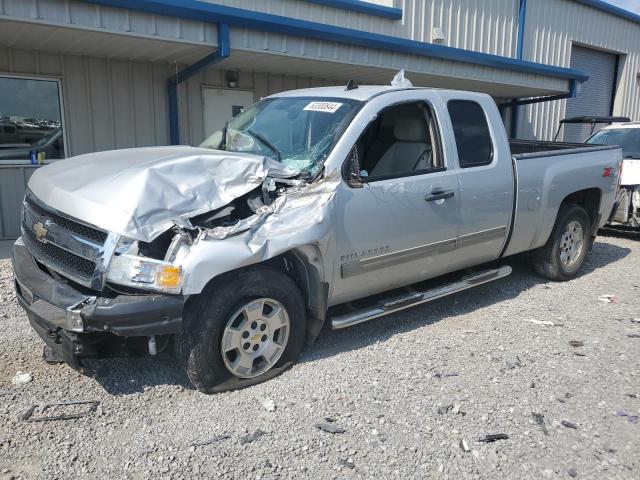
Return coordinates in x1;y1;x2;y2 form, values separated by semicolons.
33;222;49;242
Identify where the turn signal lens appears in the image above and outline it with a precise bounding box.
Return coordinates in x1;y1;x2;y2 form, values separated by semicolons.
158;266;182;289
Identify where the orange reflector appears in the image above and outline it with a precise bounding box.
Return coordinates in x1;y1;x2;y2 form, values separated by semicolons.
157;266;181;289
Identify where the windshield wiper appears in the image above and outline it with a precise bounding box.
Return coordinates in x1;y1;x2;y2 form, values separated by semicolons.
246;129;281;162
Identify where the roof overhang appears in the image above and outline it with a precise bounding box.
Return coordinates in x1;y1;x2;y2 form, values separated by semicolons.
82;0;588;83
0;0;585;99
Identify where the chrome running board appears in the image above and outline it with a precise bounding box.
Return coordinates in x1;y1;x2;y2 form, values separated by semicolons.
330;266;512;330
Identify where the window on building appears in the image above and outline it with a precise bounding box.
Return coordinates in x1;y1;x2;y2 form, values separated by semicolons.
0;76;65;163
447;100;493;168
354;102;442;180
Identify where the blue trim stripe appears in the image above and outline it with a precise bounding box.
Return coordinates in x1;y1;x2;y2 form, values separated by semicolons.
304;0;402;20
83;0;588;82
516;0;527;60
511;0;528;137
572;0;640;25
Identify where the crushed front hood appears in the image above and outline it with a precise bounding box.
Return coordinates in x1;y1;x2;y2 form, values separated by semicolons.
28;146;294;242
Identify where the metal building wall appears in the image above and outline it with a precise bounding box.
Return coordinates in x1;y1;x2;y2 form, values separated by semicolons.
2;0;565;95
518;0;640;140
0;0;520;56
0;166;35;239
176;69;342;146
207;0;520;56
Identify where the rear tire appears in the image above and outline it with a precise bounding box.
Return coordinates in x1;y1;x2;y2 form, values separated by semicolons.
532;204;591;281
176;265;307;393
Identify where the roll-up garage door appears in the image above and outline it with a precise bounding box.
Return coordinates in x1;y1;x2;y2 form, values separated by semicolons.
564;45;618;142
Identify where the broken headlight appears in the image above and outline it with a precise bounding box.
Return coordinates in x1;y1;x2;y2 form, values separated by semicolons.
107;238;183;294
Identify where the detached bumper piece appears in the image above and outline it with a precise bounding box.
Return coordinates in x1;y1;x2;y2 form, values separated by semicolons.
12;241;184;370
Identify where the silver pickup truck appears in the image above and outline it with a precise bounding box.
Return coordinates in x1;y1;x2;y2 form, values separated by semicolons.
12;85;621;393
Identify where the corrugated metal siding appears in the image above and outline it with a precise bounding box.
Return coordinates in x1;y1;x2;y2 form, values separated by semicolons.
564;45;618;142
518;0;640;140
0;1;560;100
177;67;343;146
0;0;219;46
0;0;520;56
206;0;519;56
0;166;36;239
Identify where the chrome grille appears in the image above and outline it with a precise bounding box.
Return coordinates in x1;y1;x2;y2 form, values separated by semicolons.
21;191;111;288
23;227;95;279
24;195;107;244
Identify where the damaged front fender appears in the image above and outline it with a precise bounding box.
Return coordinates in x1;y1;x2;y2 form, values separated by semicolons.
180;171;341;295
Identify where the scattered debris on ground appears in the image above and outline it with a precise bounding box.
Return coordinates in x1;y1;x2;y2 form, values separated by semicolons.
190;434;230;447
262;398;276;412
477;433;509;443
532;412;549;435
614;411;639;423
239;429;267;445
21;400;100;422
11;371;32;385
315;422;346;434
433;372;459;379
598;294;618;303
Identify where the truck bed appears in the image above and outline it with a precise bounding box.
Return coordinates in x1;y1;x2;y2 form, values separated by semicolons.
503;142;620;258
509;139;595;156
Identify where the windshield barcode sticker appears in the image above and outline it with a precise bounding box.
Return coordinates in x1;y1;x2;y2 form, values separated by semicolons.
303;101;343;113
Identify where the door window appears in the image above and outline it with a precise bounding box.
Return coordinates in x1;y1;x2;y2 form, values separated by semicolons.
0;76;65;163
447;100;493;168
354;102;442;180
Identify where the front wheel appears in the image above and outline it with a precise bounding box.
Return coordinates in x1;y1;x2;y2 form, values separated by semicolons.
176;266;307;393
532;204;591;281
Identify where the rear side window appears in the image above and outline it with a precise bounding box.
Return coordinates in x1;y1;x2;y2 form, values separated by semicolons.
447;100;493;168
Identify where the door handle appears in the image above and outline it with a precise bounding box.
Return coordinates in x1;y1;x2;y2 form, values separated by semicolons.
425;189;455;202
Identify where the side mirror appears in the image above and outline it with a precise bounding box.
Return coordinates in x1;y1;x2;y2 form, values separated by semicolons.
344;147;365;188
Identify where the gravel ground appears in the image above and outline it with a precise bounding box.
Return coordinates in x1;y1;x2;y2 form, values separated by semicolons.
1;234;639;480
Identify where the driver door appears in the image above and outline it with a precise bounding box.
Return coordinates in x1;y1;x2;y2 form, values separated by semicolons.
330;100;461;305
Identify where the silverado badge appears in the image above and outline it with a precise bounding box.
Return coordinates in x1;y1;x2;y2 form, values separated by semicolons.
33;222;49;242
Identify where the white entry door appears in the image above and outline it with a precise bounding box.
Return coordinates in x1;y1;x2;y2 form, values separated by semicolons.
202;88;255;139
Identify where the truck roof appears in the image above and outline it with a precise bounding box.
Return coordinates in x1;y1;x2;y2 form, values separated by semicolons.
598;121;640;130
269;85;466;102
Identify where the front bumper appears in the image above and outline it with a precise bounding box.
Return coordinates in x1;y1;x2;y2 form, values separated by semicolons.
12;239;185;365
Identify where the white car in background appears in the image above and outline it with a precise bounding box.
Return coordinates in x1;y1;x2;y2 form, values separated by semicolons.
586;122;640;228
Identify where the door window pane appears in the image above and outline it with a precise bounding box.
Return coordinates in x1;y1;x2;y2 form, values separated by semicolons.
447;100;493;168
356;102;442;180
0;77;65;162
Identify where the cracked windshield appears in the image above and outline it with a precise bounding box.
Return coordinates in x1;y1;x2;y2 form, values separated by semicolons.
200;96;361;176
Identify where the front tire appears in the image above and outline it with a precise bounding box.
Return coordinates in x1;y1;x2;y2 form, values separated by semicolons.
176;266;307;393
532;204;591;281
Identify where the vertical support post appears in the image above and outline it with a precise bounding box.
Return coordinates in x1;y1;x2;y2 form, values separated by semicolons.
167;22;231;145
511;0;528;138
168;79;180;145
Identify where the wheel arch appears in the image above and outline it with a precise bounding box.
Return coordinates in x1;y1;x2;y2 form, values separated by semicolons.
559;187;602;236
190;244;329;346
269;246;329;346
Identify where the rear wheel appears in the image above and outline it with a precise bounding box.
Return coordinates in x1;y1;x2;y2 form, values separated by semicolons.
532;204;591;281
176;266;306;393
